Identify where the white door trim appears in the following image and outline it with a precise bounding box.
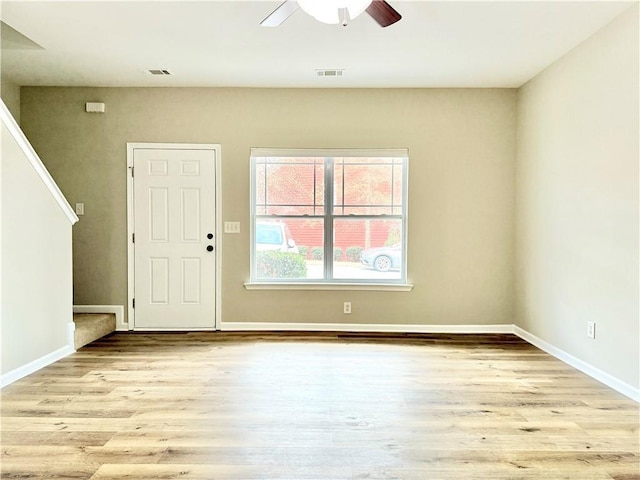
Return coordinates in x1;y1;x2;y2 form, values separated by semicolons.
126;142;222;330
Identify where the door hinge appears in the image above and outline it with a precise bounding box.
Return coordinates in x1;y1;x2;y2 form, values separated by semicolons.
133;298;135;308
131;166;134;177
132;233;135;243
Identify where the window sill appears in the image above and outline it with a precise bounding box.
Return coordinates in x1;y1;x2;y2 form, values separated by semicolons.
244;282;414;292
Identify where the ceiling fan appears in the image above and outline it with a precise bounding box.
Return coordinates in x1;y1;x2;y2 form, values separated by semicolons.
261;0;402;28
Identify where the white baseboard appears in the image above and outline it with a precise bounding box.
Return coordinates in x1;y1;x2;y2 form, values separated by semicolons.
1;341;75;389
67;320;76;347
514;326;639;403
220;322;514;334
221;321;638;402
4;317;636;403
73;305;127;331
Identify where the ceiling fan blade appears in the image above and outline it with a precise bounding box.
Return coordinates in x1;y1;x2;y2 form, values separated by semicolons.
260;0;300;27
366;0;402;28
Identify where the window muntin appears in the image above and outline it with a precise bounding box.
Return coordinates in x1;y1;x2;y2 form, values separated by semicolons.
251;149;408;283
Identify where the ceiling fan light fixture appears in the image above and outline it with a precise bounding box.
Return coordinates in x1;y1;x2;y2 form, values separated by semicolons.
346;0;373;20
298;0;372;24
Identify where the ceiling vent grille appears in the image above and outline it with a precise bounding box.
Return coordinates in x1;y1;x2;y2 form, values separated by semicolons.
147;69;172;76
316;69;344;77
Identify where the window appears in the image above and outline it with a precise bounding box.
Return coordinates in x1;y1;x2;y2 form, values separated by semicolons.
250;149;408;284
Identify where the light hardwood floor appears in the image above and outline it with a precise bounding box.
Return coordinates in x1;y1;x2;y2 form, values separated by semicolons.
1;332;638;479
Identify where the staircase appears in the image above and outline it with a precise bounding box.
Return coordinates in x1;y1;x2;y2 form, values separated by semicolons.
73;313;116;349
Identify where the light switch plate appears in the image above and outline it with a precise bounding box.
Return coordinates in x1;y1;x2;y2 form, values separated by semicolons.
224;222;240;233
75;203;84;215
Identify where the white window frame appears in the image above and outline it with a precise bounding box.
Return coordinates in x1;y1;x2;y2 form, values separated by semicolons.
247;148;411;290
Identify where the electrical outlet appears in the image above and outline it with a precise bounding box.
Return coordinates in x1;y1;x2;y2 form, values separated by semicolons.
343;302;351;314
587;321;596;339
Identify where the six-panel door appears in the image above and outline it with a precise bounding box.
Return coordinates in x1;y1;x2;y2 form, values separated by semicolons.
133;148;216;329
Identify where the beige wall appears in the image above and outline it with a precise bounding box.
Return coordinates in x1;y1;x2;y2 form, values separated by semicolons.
1;76;20;123
20;87;517;326
516;5;639;389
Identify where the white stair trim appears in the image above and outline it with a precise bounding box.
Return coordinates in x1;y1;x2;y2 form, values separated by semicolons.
0;99;78;225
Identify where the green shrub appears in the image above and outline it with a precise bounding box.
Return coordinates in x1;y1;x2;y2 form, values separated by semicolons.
385;224;401;246
346;246;363;262
311;247;323;260
256;251;307;279
298;246;309;258
333;248;342;261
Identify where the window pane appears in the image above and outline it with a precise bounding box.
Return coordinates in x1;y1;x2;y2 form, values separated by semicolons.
393;162;404;206
255;157;324;216
333;157;402;216
315;162;325;211
256;163;266;207
333;218;403;280
254;218;324;280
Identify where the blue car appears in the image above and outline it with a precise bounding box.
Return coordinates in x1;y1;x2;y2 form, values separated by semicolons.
360;243;401;272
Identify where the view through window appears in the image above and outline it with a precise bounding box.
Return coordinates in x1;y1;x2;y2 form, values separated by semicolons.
250;149;408;283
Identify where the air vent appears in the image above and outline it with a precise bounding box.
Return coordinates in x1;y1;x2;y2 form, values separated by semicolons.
147;69;173;76
316;69;344;77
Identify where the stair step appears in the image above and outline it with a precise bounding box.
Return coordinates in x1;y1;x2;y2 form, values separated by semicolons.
73;313;116;349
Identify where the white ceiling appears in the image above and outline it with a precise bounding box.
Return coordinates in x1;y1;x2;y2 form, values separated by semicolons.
0;0;634;88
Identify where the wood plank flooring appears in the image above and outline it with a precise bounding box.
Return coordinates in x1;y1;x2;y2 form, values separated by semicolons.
1;332;638;479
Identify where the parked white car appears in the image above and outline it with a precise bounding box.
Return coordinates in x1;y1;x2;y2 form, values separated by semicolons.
255;222;299;254
360;243;401;272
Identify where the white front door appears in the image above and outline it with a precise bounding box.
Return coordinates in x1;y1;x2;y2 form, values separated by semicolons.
132;146;217;330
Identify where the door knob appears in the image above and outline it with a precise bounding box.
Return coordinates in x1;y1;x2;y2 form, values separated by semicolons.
207;233;213;239
206;245;214;252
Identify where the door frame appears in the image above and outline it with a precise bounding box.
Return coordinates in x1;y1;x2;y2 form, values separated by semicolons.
126;142;222;331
